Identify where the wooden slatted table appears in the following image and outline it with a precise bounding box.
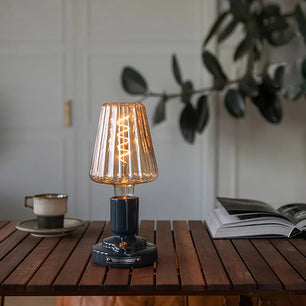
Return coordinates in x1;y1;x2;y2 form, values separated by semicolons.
0;220;305;303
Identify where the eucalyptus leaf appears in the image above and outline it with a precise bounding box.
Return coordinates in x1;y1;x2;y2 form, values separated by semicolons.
259;4;281;31
282;61;306;100
234;37;254;61
283;82;306;100
262;68;279;94
181;80;194;103
246;19;260;39
259;4;295;46
295;4;306;43
239;74;258;97
153;96;168;124
202;50;227;87
263;103;282;124
203;11;230;46
172;54;183;86
202;51;226;78
121;67;148;95
225;89;245;118
262;4;280;16
196;95;209;133
252;84;282;123
302;58;306;79
265;29;295;46
218;18;239;42
265;17;288;32
230;0;251;22
253;44;261;61
179;103;197;144
274;65;285;89
246;53;255;75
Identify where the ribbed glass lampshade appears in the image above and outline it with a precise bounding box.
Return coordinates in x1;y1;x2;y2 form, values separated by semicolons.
90;102;158;193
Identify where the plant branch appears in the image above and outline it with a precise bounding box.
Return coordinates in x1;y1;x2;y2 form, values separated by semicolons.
144;79;241;101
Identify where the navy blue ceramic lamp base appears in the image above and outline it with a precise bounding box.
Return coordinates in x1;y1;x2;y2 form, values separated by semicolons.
92;196;157;268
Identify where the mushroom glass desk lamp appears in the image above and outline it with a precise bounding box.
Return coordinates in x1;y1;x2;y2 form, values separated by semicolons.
90;102;158;267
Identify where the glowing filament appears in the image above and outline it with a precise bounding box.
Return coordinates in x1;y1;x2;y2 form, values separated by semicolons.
117;115;130;164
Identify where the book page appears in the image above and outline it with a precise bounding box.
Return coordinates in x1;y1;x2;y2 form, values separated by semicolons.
217;197;279;216
278;203;306;225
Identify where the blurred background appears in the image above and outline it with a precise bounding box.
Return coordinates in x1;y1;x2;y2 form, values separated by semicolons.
0;0;305;223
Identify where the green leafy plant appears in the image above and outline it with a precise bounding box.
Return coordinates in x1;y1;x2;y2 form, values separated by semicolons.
121;0;306;144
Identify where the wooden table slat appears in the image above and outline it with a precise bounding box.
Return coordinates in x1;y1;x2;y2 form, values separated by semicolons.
269;239;306;280
78;222;112;291
52;221;105;291
0;231;28;261
251;239;306;290
0;221;9;230
103;221;131;290
27;225;89;291
0;235;42;284
232;239;282;290
103;267;130;290
213;239;256;290
290;238;306;257
0;221;18;243
173;221;205;291
189;221;231;291
130;220;155;290
2;238;60;291
155;221;180;291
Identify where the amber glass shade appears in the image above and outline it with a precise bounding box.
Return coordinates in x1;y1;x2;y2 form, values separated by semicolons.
90;102;158;191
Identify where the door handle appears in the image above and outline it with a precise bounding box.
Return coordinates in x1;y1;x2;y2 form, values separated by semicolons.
65;99;72;126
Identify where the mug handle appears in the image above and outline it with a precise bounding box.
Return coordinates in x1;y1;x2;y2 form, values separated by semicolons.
24;196;33;209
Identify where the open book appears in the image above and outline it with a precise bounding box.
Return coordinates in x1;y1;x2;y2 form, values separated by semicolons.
206;197;306;238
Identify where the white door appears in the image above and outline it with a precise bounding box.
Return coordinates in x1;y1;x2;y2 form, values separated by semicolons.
0;0;76;219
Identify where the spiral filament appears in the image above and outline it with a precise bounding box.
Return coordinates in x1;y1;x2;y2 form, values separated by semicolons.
117;115;130;164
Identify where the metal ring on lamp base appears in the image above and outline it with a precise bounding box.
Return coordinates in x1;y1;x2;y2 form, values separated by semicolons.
92;236;157;268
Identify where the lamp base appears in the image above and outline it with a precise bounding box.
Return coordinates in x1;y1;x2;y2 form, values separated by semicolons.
92;235;157;268
92;196;157;267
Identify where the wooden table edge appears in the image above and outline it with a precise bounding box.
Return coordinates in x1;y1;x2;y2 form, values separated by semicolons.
1;289;306;297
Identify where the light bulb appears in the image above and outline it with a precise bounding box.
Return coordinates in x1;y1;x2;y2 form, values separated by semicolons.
90;102;158;197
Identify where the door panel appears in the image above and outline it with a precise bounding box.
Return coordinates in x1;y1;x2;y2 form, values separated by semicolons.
88;0;201;41
0;55;63;128
0;0;74;220
0;0;63;41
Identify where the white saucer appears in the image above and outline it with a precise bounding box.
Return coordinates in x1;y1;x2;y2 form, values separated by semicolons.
16;218;86;237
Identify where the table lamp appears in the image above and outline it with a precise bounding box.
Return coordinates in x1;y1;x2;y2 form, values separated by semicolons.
89;102;158;267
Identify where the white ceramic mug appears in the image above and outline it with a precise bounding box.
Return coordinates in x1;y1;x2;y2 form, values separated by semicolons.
24;194;68;228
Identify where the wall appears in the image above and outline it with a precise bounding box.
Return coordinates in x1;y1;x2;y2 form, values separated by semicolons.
217;0;306;208
0;0;218;221
0;0;305;222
